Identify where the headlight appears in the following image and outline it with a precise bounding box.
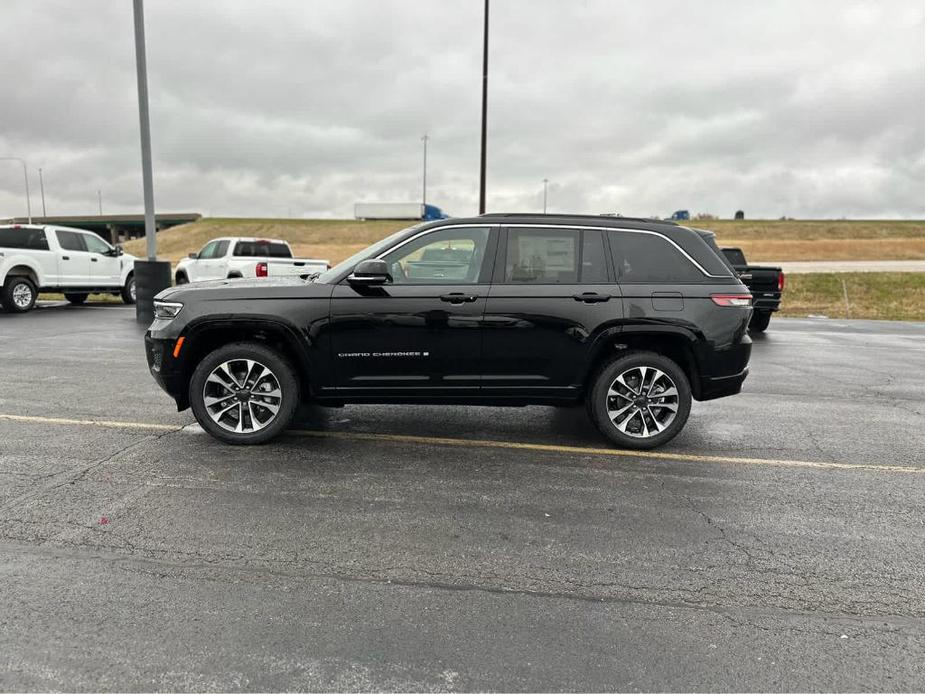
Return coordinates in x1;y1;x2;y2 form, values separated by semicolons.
153;301;183;319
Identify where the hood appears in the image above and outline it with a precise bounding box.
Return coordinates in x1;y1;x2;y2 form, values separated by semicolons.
154;276;328;303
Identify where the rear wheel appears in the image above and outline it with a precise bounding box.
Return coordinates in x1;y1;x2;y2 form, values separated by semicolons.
587;351;692;450
749;310;772;333
121;274;136;304
1;277;37;313
65;293;89;305
189;342;299;445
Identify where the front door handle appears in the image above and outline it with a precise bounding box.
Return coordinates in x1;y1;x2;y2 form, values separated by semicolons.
572;292;610;303
440;293;479;304
62;256;70;261
91;257;98;262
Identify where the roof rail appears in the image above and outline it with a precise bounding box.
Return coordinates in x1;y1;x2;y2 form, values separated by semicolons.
478;212;677;225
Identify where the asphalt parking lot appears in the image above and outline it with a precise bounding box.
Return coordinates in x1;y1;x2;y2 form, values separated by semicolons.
1;302;923;691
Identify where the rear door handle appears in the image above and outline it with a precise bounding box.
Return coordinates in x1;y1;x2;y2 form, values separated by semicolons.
572;292;610;303
91;257;98;262
440;293;479;304
62;256;70;261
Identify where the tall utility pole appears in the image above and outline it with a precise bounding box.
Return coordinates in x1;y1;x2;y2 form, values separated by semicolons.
132;0;170;323
0;157;31;223
97;189;103;216
38;168;46;217
542;178;548;214
421;133;429;208
478;0;489;214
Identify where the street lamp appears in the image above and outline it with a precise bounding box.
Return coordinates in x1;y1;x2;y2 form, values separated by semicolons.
542;178;548;214
478;0;489;214
132;0;171;323
421;133;429;209
0;157;32;223
38;168;46;217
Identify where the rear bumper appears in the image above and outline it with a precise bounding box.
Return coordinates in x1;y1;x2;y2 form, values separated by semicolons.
700;366;749;401
696;335;751;401
751;290;781;312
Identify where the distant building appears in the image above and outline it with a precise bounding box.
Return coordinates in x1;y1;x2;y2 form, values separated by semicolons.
2;213;201;244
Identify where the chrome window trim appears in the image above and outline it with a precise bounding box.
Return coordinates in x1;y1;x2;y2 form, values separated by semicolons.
373;222;728;279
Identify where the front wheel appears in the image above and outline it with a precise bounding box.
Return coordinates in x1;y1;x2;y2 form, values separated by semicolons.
121;274;136;304
587;351;692;450
189;342;299;445
65;293;89;305
1;277;37;313
749;310;772;333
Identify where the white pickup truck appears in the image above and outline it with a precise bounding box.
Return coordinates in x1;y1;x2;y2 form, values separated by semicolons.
0;224;137;313
173;237;329;284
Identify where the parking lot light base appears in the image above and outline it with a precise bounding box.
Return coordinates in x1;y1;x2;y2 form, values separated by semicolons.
134;260;172;324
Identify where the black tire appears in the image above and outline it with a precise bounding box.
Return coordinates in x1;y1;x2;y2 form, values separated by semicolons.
175;272;189;285
587;351;692;450
121;274;136;304
1;276;37;313
64;293;89;305
749;310;772;333
189;342;300;445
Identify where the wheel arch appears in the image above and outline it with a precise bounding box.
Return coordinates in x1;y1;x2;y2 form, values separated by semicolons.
1;260;41;288
178;317;315;406
585;325;703;400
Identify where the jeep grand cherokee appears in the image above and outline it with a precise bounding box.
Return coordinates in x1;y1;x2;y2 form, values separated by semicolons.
145;214;752;449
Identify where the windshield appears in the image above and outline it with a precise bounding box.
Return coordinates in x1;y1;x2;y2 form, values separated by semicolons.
315;224;424;283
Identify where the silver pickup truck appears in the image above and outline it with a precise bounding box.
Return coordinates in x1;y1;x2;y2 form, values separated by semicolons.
173;237;329;284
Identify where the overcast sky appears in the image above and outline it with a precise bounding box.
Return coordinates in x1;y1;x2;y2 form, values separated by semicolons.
2;0;924;220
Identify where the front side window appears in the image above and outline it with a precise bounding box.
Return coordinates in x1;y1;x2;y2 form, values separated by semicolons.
198;241;220;259
608;231;704;283
382;227;490;285
83;233;111;255
56;230;86;252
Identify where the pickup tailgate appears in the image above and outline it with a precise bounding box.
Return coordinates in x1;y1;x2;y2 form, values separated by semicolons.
263;257;329;278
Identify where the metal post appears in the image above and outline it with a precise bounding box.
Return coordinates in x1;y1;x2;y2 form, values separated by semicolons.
98;189;103;216
0;157;31;223
421;133;428;208
542;178;548;214
132;0;171;323
38;168;46;217
133;0;156;261
478;0;489;214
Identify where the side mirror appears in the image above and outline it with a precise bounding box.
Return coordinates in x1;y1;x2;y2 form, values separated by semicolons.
114;246;124;257
347;259;392;286
188;252;198;259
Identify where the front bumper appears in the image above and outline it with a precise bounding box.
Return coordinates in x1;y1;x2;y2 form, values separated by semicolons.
145;333;190;410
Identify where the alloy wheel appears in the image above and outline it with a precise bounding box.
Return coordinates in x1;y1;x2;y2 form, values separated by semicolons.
605;366;680;438
12;282;33;309
202;358;283;434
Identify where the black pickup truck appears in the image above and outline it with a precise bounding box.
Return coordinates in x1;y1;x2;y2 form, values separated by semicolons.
145;214;754;449
721;247;784;332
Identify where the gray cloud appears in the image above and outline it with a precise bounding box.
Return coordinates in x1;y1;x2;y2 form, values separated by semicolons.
1;0;924;219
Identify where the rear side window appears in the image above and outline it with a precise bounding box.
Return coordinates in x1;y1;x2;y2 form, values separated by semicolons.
609;231;704;283
505;228;578;284
0;227;49;250
56;230;87;252
233;241;291;258
580;229;608;283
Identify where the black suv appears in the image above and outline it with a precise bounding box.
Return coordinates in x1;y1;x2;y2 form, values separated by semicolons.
145;214;752;449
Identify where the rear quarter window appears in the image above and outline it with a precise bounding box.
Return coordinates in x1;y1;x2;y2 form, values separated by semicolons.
608;230;704;283
0;227;49;250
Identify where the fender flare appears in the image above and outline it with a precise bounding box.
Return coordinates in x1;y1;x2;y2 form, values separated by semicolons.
0;255;44;287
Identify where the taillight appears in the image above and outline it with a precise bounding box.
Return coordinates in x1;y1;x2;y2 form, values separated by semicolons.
778;272;785;292
711;293;752;307
256;262;268;278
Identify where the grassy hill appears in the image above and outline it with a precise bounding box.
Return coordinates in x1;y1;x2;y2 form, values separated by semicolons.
122;217;925;266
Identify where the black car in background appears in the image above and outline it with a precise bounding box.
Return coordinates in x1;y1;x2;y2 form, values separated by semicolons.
145;214;753;449
721;247;784;332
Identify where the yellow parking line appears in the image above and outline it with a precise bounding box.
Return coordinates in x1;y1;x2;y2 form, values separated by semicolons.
2;411;920;474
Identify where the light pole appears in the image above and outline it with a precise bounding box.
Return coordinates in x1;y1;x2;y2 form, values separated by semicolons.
132;0;171;322
98;189;103;216
38;168;46;217
421;133;429;209
0;157;32;223
542;178;548;214
478;0;489;214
